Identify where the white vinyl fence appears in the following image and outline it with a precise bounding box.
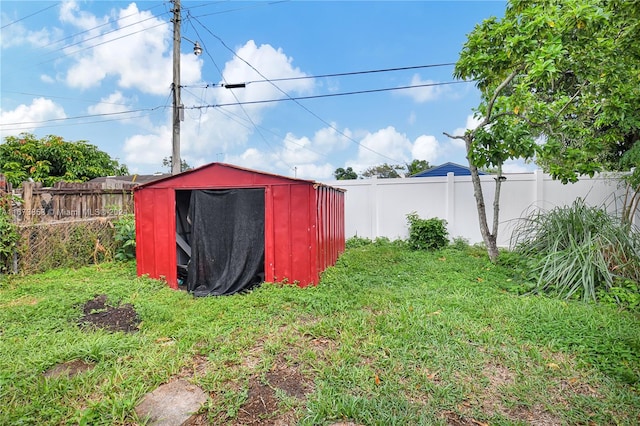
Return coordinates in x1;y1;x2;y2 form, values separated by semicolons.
321;170;632;247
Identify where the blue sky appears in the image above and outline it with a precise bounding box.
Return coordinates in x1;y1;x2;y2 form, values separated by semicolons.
1;0;531;179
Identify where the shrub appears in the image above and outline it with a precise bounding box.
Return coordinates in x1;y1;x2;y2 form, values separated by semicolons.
406;212;448;251
113;214;136;261
511;198;640;303
0;206;19;273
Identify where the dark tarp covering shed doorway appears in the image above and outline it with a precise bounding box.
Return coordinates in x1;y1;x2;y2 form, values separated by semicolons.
186;188;265;296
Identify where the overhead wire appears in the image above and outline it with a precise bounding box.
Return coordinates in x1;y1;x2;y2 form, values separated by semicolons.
1;3;59;30
190;14;431;165
191;0;290;18
187;80;470;108
186;12;295;171
183;63;457;88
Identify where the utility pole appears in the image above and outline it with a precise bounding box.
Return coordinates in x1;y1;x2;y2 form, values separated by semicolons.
171;0;182;175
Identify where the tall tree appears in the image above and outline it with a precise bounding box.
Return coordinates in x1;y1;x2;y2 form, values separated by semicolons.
406;159;430;176
362;163;405;179
0;133;128;187
333;166;358;180
445;0;640;261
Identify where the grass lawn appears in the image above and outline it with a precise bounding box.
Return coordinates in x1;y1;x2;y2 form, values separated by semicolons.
0;242;638;425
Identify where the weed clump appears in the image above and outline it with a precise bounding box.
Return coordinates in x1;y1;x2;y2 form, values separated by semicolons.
511;198;640;305
406;212;449;251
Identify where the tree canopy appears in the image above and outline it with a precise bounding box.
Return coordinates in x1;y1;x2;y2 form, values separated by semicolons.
0;133;128;187
406;159;430;176
362;163;406;179
163;156;192;173
446;0;640;261
455;0;639;183
333;166;358;180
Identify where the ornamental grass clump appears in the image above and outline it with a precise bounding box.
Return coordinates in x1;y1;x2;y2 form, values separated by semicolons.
511;198;640;303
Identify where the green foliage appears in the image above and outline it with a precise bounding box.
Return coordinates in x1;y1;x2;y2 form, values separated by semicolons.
113;214;136;261
406;159;430;176
512;199;640;303
0;133;128;187
333;166;358;180
362;163;405;179
597;279;640;311
406;212;449;251
455;0;640;183
0;203;19;273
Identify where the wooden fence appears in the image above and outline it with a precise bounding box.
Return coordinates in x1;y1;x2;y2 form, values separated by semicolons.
8;178;135;223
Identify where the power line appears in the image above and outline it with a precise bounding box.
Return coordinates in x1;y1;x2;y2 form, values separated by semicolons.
187;80;470;108
190;15;406;165
0;80;473;128
0;106;164;127
1;3;59;30
187;14;295;171
184;63;457;89
40;4;167;50
0;111;163;133
191;0;290;18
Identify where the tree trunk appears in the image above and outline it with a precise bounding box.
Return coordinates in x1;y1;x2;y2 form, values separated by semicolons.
464;135;500;263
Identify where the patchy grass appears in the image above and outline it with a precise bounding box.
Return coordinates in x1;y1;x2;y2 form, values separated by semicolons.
0;243;638;425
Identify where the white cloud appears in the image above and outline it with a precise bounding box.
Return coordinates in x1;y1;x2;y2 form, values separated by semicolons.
40;74;55;84
448;113;482;149
87;91;132;115
122;126;170;168
121;40;314;172
294;163;335;180
0;11;61;48
397;74;444;103
281;133;320;164
412;135;440;163
63;2;189;95
216;40;314;108
0;98;66;137
356;126;412;166
452;113;482;137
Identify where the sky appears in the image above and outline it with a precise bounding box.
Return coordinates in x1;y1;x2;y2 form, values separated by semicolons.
0;0;533;180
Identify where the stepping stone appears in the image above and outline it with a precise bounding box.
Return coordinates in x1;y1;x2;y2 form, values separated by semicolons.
135;379;207;426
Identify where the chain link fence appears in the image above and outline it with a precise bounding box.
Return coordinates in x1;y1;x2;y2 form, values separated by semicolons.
14;217;119;275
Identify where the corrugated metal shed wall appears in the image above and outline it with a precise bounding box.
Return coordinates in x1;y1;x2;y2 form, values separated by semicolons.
134;163;344;289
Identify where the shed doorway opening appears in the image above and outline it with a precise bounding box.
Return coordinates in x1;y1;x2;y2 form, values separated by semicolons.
175;188;265;296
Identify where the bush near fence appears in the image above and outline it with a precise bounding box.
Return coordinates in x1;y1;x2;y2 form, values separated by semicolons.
16;217;118;274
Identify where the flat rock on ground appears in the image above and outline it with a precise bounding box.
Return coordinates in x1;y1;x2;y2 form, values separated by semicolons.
135;379;208;426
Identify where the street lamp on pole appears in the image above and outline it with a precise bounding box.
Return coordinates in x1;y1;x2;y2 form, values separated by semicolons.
171;0;202;175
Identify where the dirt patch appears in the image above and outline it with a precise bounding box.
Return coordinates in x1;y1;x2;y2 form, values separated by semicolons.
44;359;95;378
235;377;281;425
78;294;139;333
266;365;311;400
235;365;311;425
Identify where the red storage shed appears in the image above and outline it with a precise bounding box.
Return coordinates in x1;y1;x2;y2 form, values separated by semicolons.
133;163;345;296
